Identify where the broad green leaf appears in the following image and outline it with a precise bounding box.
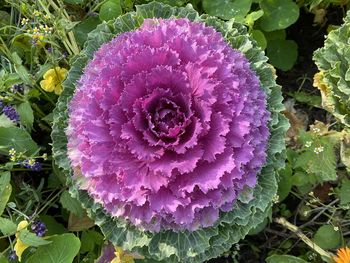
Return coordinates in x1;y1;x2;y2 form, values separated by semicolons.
251;29;267;50
19;229;52;246
277;164;292;202
26;233;81;263
313;225;341;249
0;217;17;235
0;11;10;27
259;0;299;31
266;254;308;263
267;39;298;71
264;30;286;41
17;102;34;131
60;190;84;218
202;0;252;22
63;0;84;4
99;0;122;22
0;172;11;216
73;17;101;47
338;179;350;205
295;138;337;182
0;254;8;263
80;230;104;253
0;114;15;128
0;127;39;155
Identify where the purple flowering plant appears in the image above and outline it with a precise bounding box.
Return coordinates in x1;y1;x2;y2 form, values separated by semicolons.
52;2;288;262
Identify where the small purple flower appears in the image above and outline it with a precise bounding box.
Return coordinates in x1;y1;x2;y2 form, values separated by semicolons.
47;47;53;54
2;105;20;122
31;221;46;237
11;84;24;94
8;250;17;261
21;159;42;172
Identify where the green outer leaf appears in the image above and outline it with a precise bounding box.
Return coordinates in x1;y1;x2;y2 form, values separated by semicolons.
0;127;39;155
313;11;350;126
266;254;308;263
0;171;11;216
52;2;288;262
26;233;80;263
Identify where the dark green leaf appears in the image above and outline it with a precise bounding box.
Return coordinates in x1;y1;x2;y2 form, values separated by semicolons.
60;190;84;218
266;254;308;263
0;127;39;155
313;225;341;249
251;29;267;50
277;164;293;202
202;0;252;21
259;0;299;31
26;234;81;263
99;0;122;21
339;179;350;205
267;39;298;71
17;102;34;131
74;17;101;47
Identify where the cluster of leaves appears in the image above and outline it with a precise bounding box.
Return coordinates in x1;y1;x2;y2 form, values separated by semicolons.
0;0;350;262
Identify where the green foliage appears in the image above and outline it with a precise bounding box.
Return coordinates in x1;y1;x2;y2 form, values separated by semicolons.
338;179;350;205
267;39;298;71
313;225;342;249
99;0;123;21
313;11;350;126
259;0;299;32
202;0;253;22
0;127;39;155
60;190;85;218
0;172;11;217
266;254;309;263
26;234;81;263
0;217;17;236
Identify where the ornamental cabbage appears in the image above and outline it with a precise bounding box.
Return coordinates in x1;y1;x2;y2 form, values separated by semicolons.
313;11;350;126
52;2;288;262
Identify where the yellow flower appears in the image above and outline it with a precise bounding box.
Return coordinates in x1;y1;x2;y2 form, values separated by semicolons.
333;247;350;263
111;246;135;263
40;67;68;95
14;220;29;262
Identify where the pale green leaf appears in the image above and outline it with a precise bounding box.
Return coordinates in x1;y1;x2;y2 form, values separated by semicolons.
0;217;17;235
19;229;52;246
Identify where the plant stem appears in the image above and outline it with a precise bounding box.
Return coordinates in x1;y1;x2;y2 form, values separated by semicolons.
274;217;334;260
